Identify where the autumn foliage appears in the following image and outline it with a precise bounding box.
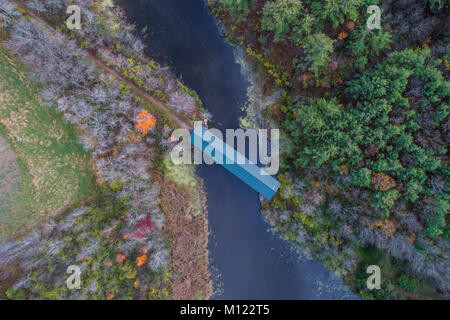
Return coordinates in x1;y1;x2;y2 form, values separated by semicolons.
338;31;348;41
136;110;156;135
136;254;147;267
134;217;153;239
371;172;396;191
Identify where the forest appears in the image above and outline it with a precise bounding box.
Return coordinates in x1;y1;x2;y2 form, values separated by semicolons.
210;0;449;299
0;0;211;299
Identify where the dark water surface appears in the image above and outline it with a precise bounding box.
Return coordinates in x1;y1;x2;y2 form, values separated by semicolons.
118;0;356;299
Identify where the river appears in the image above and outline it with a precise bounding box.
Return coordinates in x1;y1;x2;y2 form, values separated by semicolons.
117;0;357;299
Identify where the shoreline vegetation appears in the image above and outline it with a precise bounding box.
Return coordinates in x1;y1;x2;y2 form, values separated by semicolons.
0;0;211;299
209;0;449;299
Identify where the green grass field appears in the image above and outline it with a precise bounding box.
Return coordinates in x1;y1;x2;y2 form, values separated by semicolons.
0;44;95;239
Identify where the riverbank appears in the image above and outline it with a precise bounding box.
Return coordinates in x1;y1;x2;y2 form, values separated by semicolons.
208;0;449;299
0;0;211;299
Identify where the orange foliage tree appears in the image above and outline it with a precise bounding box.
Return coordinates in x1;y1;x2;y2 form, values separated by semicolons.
136;110;156;135
136;254;147;267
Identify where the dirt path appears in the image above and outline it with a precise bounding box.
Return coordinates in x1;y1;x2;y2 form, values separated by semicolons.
11;0;192;130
